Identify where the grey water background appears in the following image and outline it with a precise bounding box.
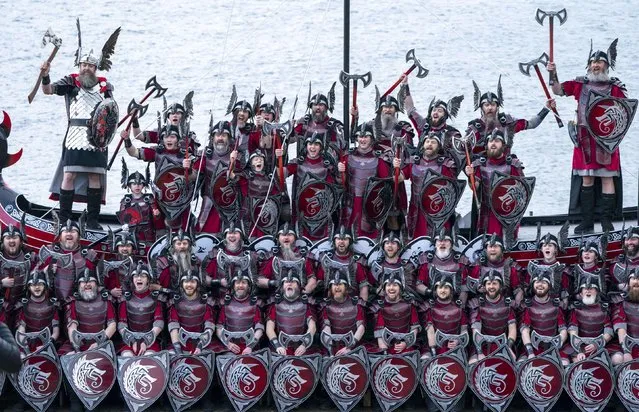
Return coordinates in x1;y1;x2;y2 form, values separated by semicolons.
1;0;638;217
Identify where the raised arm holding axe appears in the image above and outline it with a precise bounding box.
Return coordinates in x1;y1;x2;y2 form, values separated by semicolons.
535;8;568;86
29;28;62;103
380;48;429;100
519;53;563;128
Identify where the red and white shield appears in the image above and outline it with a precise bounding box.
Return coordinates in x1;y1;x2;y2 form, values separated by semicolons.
517;348;564;412
585;90;638;154
117;351;169;412
363;177;394;225
369;351;419;412
153;161;196;220
320;346;369;412
216;349;270;412
297;173;340;234
250;196;281;236
167;352;214;412
564;348;613;412
270;353;321;412
419;169;465;232
615;358;639;411
420;348;467;412
60;342;117;410
468;345;518;412
89;98;119;148
211;170;240;210
9;343;62;412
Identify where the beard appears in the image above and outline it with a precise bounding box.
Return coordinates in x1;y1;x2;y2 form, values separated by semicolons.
381;114;398;133
624;244;639;259
280;244;296;261
435;248;452;260
80;288;97;301
312;109;327;123
586;69;610;83
582;295;597;305
487;145;504;159
172;250;192;272
79;72;98;89
627;287;639;302
214;142;229;154
482;113;498;131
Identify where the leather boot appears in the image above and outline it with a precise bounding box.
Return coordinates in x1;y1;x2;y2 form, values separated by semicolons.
86;188;103;230
58;189;74;223
600;193;616;232
574;186;594;235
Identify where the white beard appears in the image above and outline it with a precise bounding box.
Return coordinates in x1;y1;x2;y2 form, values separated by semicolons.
582;295;597;305
381;114;398;134
80;289;97;301
280;245;296;261
435;248;452;260
586;70;610;83
172;251;192;272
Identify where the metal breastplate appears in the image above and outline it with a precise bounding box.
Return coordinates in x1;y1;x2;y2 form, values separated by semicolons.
480;161;511;189
53;250;79;302
24;299;57;332
479;299;510;336
325;300;359;334
623;301;639;337
275;300;308;335
204;153;229;182
296;159;329;185
248;173;272;197
528;300;559;336
431;255;461;273
574;305;607;337
410;159;442;198
175;298;207;332
120;196;154;238
348;153;378;197
75;298;108;333
303;119;330;135
66;84;103;151
430;301;463;334
126;294;156;332
381;301;412;333
578;81;613;125
225;298;257;332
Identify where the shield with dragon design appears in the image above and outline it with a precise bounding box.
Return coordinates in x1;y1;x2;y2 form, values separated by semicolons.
296;173;341;235
60;341;117;410
516;348;564;412
468;344;518;412
117;203;146;226
153;157;198;220
419;347;467;412
216;349;270;412
369;350;419;412
615;358;639;411
585;90;638;154
418;169;465;233
88;98;119;148
8;342;62;412
320;346;369;412
210;161;242;222
363;177;394;229
489;172;535;249
564;348;614;412
117;351;169;412
250;195;282;236
166;351;214;412
270;353;321;412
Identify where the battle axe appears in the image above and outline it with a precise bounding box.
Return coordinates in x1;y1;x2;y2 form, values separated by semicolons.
339;70;372;184
381;49;428;99
28;28;62;104
518;53;564;128
535;8;567;85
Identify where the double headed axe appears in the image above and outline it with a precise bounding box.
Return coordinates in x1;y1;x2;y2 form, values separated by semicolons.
535;8;567;85
28;28;62;104
107;76;167;169
381;49;428;99
339;70;372;184
263;120;292;190
518;52;564;128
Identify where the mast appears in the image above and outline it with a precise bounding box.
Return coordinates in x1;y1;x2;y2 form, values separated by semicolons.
343;0;350;139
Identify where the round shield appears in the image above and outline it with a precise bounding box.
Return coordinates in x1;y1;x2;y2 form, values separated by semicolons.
490;176;533;220
565;359;614;408
615;360;639;410
419;176;461;219
89;99;119;148
371;357;417;402
70;351;116;396
587;97;633;140
223;355;269;401
297;181;335;225
155;165;194;209
421;354;467;404
271;357;317;402
120;357;167;402
117;204;145;226
210;172;240;210
17;354;61;399
470;357;518;404
363;178;393;222
517;357;563;405
167;355;211;401
322;355;369;402
252;198;280;234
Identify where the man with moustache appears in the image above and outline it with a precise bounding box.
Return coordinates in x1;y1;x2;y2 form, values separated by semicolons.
609;226;639;296
41;26;120;229
167;270;216;354
372;271;420;354
338;123;394;239
257;223;317;295
464;130;526;238
39;219;98;303
519;270;569;365
369;232;417;294
214;267;264;354
416;228;469;305
468;270;517;363
121;123;196;231
467;234;522;305
0;225;36;324
59;268;117;355
193;120;242;234
14;271;60;354
294;84;346;153
548;40;628;234
568;269;622;364
401;131;459;238
613;268;639;362
314;226;371;304
104;230;137;303
266;268;317;356
320;267;366;355
155;228;200;294
118;262;164;357
466;77;553;157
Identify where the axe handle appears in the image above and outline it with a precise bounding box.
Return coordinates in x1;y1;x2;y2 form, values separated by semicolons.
549;17;555;85
393;146;401;200
465;144;481;208
381;64;416;99
27;46;60;104
350;82;358;141
117;88;155;127
275;131;285;189
533;65;564;128
107;112;138;170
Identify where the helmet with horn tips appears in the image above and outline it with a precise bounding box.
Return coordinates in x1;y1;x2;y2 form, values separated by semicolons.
74;18;121;71
472;77;503;111
575;266;605;294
